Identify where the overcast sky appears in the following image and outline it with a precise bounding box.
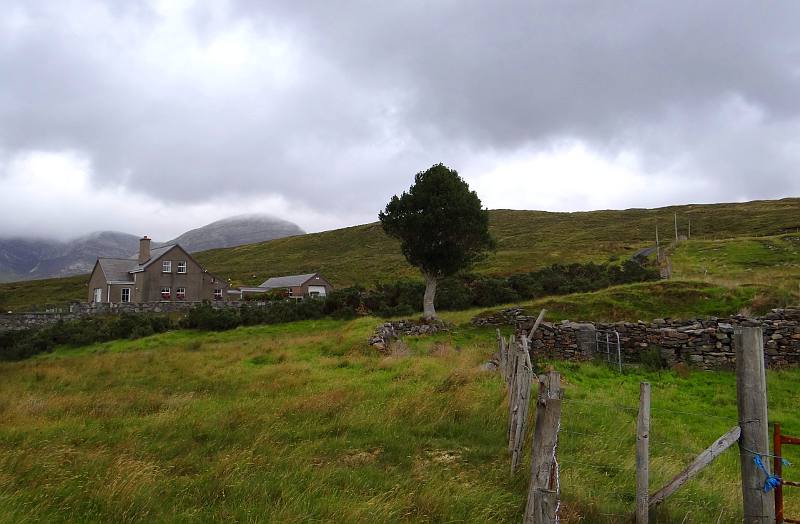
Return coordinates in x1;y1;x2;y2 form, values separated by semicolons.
2;1;799;240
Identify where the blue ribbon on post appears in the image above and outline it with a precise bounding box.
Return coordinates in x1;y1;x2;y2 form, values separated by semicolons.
753;454;782;493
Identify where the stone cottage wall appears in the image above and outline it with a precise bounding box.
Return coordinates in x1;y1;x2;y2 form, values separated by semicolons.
472;307;800;370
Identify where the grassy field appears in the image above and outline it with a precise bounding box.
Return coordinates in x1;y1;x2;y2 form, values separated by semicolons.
1;316;798;523
671;233;800;297
2;198;800;311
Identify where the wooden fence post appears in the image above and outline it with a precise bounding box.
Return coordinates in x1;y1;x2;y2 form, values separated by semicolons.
735;324;775;523
524;371;561;524
510;337;535;473
636;382;651;524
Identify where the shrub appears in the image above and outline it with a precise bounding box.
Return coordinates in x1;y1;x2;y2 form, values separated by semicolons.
471;277;519;307
435;276;474;310
0;313;177;361
180;305;240;331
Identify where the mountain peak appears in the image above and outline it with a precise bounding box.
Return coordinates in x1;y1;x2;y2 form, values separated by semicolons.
166;215;305;253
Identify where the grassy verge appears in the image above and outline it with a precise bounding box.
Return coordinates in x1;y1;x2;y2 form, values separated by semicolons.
1;317;798;522
446;280;774;325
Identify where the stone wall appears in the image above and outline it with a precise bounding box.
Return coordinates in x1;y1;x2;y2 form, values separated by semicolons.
0;300;266;332
472;307;800;370
367;319;451;351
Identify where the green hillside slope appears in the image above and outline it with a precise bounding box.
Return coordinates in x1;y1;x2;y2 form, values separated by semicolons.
1;198;799;311
196;197;800;287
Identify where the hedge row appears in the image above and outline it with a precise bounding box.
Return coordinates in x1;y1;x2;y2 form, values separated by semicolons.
0;314;173;361
0;258;658;360
327;258;660;318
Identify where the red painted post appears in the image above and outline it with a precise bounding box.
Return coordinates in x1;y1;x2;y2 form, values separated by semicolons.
775;423;783;524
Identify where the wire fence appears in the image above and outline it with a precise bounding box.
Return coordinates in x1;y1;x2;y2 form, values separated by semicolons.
552;392;743;522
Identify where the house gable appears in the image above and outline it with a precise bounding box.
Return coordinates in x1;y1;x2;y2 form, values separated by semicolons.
86;240;228;304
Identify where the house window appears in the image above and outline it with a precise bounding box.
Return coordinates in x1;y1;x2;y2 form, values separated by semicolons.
286;288;293;297
176;287;186;300
161;287;171;300
162;260;172;273
93;288;102;303
213;288;222;300
177;261;187;273
121;288;131;303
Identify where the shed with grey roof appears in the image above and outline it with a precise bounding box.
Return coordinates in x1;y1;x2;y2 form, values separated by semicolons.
235;272;333;300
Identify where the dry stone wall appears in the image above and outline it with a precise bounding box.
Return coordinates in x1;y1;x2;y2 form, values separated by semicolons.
472;307;800;370
367;319;451;351
0;300;259;332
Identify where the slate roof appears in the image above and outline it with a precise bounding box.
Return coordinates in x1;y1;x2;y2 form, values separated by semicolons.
97;258;137;282
96;244;182;282
259;273;318;289
131;244;178;272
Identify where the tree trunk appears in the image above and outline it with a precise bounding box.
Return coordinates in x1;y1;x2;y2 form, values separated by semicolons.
423;272;438;320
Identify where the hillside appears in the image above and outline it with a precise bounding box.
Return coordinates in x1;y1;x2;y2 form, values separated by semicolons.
0;232;142;282
1;198;799;311
196;198;800;287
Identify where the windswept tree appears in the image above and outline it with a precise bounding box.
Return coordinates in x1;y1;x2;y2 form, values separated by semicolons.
379;163;494;319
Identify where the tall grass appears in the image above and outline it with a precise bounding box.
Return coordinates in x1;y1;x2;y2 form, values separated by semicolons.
1;317;798;522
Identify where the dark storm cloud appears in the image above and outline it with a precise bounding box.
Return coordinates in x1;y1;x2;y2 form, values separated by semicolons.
1;0;799;237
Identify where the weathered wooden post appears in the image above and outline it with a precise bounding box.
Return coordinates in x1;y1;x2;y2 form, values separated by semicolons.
735;324;775;523
636;382;651;524
524;370;561;524
511;337;535;474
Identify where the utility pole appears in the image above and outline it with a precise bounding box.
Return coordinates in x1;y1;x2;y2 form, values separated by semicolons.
674;213;678;241
655;223;660;260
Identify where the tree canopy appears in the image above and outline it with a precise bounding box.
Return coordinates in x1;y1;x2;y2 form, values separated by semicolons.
379;163;494;318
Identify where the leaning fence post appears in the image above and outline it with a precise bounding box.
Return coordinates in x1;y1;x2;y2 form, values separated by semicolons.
511;336;535;474
636;382;651;524
524;370;561;524
735;323;775;523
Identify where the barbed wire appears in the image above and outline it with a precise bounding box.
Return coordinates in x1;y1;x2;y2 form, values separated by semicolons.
650;405;734;421
560;397;638;414
559;459;634;474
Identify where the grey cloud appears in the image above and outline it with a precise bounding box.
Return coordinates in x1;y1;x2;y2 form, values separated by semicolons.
1;0;799;239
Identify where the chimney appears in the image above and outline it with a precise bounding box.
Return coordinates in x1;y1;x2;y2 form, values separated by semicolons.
138;236;151;264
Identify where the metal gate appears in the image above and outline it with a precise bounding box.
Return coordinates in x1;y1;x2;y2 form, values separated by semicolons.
595;329;622;372
775;423;800;524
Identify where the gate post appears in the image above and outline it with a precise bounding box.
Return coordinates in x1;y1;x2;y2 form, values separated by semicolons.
774;423;783;523
735;324;775;523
